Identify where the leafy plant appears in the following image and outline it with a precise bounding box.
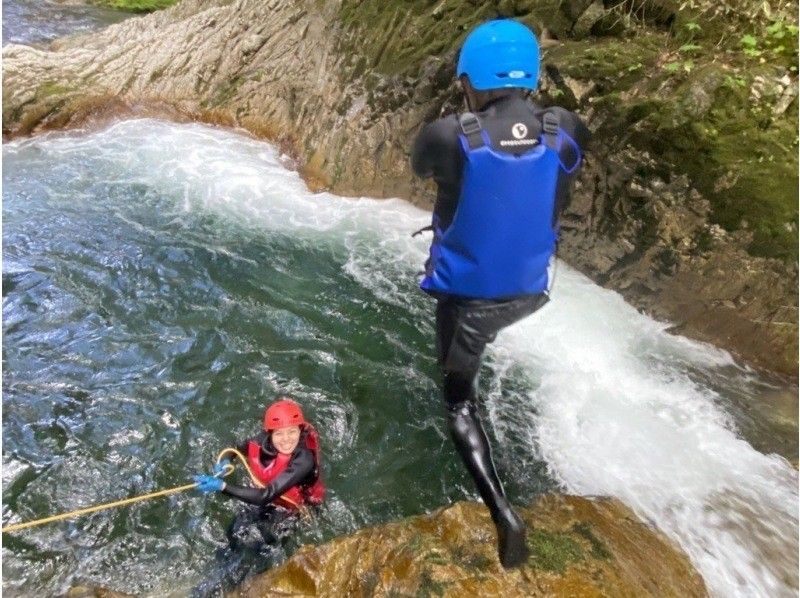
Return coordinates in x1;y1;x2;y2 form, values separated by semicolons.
664;60;694;73
740;34;762;57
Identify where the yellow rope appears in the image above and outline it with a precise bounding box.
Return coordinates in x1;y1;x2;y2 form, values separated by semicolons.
1;448;264;534
1;483;199;533
218;447;307;517
215;447;265;488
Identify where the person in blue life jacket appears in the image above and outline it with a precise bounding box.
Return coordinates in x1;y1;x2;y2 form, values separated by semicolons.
411;19;589;569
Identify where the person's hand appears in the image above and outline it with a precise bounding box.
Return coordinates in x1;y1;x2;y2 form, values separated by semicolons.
212;458;231;476
193;475;225;493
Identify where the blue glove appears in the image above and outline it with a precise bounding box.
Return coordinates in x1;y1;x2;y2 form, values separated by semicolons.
194;475;225;493
212;458;231;476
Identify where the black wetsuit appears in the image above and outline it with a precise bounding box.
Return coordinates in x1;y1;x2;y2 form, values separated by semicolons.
411;93;588;568
413;94;589;407
222;429;315;506
193;431;315;597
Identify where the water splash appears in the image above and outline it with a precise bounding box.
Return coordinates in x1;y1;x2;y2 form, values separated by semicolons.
3;120;797;597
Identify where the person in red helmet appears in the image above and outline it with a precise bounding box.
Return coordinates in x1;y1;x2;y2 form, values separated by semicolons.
194;398;325;510
192;396;324;596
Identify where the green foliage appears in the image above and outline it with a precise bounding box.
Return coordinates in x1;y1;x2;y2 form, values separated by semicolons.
724;74;748;88
90;0;178;13
764;18;799;60
737;19;798;62
572;523;612;560
683;21;702;33
740;34;762;57
664;60;695;73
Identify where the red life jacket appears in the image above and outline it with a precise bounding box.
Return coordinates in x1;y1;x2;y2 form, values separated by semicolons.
246;424;325;510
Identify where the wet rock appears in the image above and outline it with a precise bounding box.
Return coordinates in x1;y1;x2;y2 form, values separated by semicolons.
572;1;606;39
230;498;707;597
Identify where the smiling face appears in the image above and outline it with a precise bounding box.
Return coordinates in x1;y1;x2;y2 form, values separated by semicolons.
271;425;301;455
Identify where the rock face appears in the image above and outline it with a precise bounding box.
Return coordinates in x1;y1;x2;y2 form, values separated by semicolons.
2;0;797;375
229;497;708;597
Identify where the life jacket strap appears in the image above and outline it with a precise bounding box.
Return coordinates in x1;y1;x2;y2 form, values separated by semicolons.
541;111;559;151
459;112;485;150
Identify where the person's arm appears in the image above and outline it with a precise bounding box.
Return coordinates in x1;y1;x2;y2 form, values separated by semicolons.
221;449;314;507
551;107;591;221
411;116;463;232
411;121;441;179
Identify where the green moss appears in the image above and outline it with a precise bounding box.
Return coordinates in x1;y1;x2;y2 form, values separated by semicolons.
208;76;244;108
628;64;798;260
527;528;584;573
415;570;449;598
37;82;75;98
337;0;572;78
572;523;612;560
552;36;664;86
449;543;493;571
330;1;797;261
88;0;178;13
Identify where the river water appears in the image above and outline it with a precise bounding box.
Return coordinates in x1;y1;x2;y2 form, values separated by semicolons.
1;120;797;597
3;0;132;47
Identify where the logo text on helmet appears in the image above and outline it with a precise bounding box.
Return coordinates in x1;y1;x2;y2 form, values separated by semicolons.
512;123;528;139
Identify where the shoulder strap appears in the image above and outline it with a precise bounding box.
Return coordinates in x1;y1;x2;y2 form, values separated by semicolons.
459;112;485;150
541;110;560;151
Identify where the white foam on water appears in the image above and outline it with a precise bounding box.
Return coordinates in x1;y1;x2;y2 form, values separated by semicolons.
491;267;798;597
6;119;798;597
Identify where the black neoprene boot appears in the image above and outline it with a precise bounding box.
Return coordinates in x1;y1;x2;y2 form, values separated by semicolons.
447;402;529;569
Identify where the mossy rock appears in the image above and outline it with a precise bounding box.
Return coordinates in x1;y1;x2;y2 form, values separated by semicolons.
230;497;707;597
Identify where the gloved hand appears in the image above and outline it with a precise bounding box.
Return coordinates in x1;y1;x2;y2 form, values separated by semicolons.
212;458;231;476
194;475;225;493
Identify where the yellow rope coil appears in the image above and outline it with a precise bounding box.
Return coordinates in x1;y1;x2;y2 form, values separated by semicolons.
215;447;265;489
1;448;262;533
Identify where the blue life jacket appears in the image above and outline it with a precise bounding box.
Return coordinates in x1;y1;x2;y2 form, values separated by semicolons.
420;112;581;299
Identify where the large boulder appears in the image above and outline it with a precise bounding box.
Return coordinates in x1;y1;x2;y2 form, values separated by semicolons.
230;497;707;597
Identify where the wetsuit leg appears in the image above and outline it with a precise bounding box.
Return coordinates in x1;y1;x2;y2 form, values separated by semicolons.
192;507;296;597
436;294;547;569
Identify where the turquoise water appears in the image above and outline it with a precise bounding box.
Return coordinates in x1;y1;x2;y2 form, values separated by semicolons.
2;120;797;597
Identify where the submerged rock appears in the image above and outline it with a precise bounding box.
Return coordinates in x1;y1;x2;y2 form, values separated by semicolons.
229;497;707;597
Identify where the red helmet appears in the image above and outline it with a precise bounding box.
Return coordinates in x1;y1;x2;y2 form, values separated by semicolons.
263;398;305;431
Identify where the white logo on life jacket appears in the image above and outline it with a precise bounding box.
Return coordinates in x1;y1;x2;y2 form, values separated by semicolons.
512;123;528;139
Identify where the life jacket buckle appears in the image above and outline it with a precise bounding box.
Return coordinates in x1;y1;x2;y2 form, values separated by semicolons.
542;111;559;135
459;113;485;150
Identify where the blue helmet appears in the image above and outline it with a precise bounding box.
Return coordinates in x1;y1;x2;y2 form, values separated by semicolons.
456;19;540;91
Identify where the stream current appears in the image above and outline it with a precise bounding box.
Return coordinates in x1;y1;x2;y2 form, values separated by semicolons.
2;120;798;597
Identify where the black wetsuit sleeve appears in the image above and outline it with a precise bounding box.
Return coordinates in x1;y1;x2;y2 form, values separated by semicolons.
221;448;314;507
411;116;463;230
548;106;591;219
